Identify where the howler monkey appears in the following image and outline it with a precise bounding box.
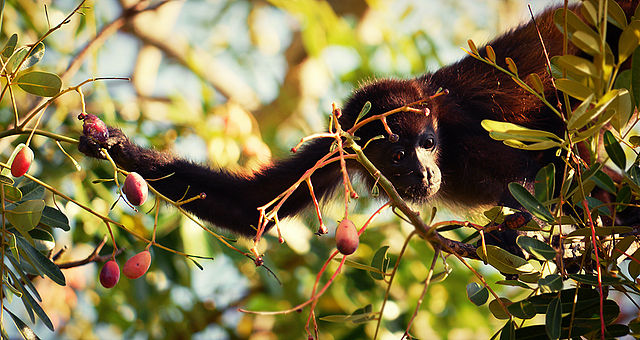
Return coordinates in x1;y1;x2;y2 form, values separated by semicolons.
79;2;638;250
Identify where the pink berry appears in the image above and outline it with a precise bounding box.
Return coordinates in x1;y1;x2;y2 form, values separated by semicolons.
123;172;148;206
123;250;151;279
335;219;359;255
99;260;120;288
11;146;34;177
80;113;109;143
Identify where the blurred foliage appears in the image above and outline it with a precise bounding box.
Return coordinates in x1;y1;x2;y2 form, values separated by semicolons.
1;0;617;339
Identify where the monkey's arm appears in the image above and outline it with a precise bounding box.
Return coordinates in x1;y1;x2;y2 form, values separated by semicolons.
79;128;341;236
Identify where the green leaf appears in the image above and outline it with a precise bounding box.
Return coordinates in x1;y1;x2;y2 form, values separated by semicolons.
627;165;640;188
592;170;616;194
466;282;489;306
5;199;45;233
369;246;389;280
505;57;518;75
499;319;515;340
29;228;55;252
612;235;635;261
477;245;537;274
611;89;633;133
534;163;555;203
603;130;626;170
553;8;601;56
5;308;41;340
552;55;597;78
507;299;536;319
1;33;17;59
17;282;54;331
568;273;621;286
19;180;44;201
39;206;70;231
15;71;62;97
2;185;22;202
516;236;556;261
546;297;562;339
508;182;555;223
607;0;628;28
482;120;562;141
616;184;632;212
567;90;618;130
485;45;496;63
489;298;511;319
555;78;594;100
632;47;640;108
355;101;371;124
538;274;563;293
0;174;14;185
20;42;44;70
15;237;65;286
619;21;640;62
605;324;630;337
526;73;545;95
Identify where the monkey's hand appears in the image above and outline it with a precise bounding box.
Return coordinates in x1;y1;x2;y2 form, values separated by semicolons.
78;127;129;160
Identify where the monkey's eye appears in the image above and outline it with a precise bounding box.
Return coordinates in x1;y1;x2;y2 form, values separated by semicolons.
424;137;436;149
391;150;406;163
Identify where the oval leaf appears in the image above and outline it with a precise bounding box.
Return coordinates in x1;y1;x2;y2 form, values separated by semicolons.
508;183;555;223
466;282;489;306
538;274;563;293
15;71;61;97
603;130;626;170
369;246;389;280
477;245;537;274
546;297;562;340
6;199;45;232
516;236;556;261
489;298;512;319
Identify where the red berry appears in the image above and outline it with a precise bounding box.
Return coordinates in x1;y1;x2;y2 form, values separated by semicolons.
81;114;109;143
123;250;151;279
11;146;34;177
123;172;148;206
99;260;120;288
335;219;359;255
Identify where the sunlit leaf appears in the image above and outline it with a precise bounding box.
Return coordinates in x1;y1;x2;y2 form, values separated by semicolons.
619;21;640;62
505;57;517;74
556;78;594;100
15;71;62;97
552;55;597;78
355;101;371;124
477;245;537;274
5;199;45;233
1;184;22;202
526;73;544;95
486;45;496;63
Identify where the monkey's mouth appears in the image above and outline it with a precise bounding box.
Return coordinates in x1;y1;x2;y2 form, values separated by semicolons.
398;181;441;203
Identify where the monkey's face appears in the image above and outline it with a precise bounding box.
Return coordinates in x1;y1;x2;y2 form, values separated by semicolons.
364;116;442;202
342;78;442;202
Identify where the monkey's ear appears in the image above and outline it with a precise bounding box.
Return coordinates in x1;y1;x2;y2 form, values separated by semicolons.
78;127;128;160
